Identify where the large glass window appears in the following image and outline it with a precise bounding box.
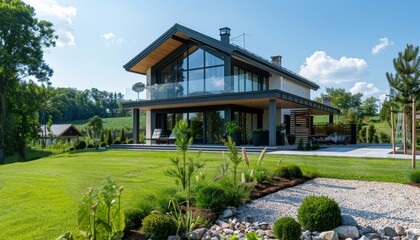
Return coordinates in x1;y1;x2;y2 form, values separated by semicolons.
157;45;224;99
233;66;268;92
205;111;225;143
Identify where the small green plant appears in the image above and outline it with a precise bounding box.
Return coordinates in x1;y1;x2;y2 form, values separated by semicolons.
253;147;270;183
141;214;177;240
272;217;301;240
127;139;133;144
100;142;106;147
169;200;200;238
195;183;228;213
409;170;420;183
87;144;94;148
305;141;311;150
246;232;259;240
76;140;86;150
113;139;121;144
297;138;304;150
311;143;320;150
66;177;126;239
273;165;303;179
225;120;241;135
298;195;341;231
222;136;242;187
139;131;146;144
124;208;145;237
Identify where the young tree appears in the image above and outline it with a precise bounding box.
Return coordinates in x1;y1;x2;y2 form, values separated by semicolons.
106;129;113;146
87;115;103;141
132;82;145;101
387;44;420;168
0;0;56;158
99;130;105;143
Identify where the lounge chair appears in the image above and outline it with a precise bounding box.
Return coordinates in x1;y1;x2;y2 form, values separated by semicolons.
160;131;176;144
145;129;163;144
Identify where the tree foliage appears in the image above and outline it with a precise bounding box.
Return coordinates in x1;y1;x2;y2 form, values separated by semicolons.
321;87;363;114
360;97;379;117
131;82;145;100
0;0;56;158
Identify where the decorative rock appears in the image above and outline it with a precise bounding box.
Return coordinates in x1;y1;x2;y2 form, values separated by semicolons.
384;227;398;237
223;228;234;235
334;226;360;239
407;229;420;240
378;229;385;236
360;226;378;236
395;226;406;236
342;214;359;227
313;237;323;240
394;237;401;240
223;209;234;218
167;235;181;240
210;236;220;240
319;230;339;240
189;228;207;240
365;232;381;239
359;236;370;240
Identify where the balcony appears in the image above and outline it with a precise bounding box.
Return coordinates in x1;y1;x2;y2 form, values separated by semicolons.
147;75;266;100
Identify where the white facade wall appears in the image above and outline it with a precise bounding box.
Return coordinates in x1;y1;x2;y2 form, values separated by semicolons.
282;77;311;99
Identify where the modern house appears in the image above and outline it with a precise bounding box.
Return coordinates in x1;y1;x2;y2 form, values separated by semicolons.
123;24;339;146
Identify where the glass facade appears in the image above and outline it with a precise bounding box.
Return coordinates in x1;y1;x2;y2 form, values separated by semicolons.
151;44;269;100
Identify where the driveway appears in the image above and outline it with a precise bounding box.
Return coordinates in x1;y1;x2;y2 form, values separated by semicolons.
269;144;420;159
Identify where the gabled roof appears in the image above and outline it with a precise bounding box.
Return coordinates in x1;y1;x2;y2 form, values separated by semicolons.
123;23;319;90
39;124;82;137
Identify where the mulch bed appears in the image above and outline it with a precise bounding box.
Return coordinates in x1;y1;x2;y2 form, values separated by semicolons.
247;176;309;201
408;182;420;188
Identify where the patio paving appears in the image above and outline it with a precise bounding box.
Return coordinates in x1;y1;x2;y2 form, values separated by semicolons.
269;143;420;159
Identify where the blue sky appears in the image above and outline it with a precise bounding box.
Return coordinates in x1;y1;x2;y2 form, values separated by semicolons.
24;0;420;101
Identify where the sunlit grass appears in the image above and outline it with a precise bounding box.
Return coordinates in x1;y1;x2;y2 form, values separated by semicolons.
0;149;415;239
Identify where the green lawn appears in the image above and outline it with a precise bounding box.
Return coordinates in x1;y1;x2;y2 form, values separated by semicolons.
0;150;415;239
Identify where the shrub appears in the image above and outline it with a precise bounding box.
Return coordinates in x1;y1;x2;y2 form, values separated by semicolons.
195;181;251;213
254;167;271;183
76;140;86;150
141;214;177;240
121;141;127;144
305;141;311;150
120;128;126;143
127;139;133;144
297;138;305;150
100;142;106;147
68;147;75;151
124;208;147;237
87;143;94;148
409;170;420;183
113;140;121;144
373;134;379;143
379;132;390;143
272;217;302;240
298;195;341;231
311;143;320;150
273;165;303;179
367;125;376;143
106;129;113;146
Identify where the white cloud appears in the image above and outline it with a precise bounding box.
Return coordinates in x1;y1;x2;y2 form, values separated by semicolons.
299;51;369;84
349;81;386;100
56;30;76;47
25;0;77;24
371;37;394;54
101;32;123;46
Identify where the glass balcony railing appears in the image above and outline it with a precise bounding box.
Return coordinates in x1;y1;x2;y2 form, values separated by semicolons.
147;75;267;100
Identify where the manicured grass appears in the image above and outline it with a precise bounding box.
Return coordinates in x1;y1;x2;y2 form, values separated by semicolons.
0;150;415;239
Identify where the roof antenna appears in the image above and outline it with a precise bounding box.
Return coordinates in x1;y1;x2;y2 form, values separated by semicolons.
231;33;251;48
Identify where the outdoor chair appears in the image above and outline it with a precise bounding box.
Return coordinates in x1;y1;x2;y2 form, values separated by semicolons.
145;129;163;144
160;131;176;145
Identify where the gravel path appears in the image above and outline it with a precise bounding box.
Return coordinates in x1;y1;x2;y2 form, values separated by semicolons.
237;178;420;229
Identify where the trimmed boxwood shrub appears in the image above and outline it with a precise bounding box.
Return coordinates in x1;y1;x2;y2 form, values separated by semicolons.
87;143;94;148
100;142;106;147
141;214;177;239
273;165;303;179
113;140;121;144
298;195;341;231
124;208;147;237
273;217;301;240
409;170;420;183
76;140;86;150
127;139;133;144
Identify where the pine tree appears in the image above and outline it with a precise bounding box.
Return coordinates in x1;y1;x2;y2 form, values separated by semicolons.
387;44;420;168
99;130;105;143
106;129;113;146
119;128;126;143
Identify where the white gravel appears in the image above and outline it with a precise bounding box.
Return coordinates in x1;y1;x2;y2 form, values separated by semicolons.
237;178;420;229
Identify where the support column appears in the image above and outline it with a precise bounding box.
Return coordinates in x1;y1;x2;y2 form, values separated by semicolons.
269;99;277;146
391;107;395;154
133;109;139;144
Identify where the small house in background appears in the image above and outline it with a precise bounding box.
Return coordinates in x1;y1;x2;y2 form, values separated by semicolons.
39;124;83;145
